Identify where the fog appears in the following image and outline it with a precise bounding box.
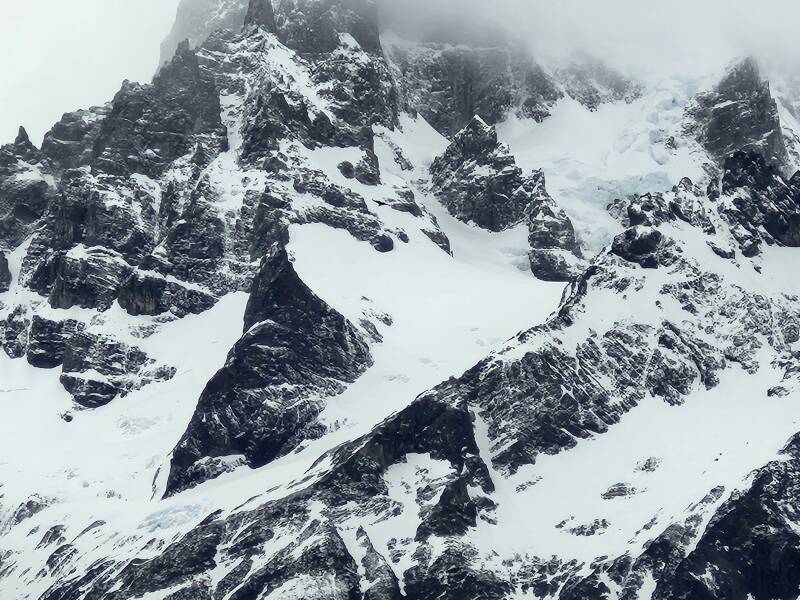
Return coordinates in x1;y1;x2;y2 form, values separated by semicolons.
1;0;799;146
0;0;180;144
382;0;800;80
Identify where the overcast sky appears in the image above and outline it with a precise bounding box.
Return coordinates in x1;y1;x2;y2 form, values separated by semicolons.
388;0;800;82
0;0;181;145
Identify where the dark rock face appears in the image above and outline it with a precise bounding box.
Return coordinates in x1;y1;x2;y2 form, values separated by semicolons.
611;226;677;269
430;116;540;231
19;168;153;310
385;35;562;137
0;305;30;358
41;105;109;170
245;0;276;30
431;116;582;279
527;183;583;281
60;331;174;408
165;244;372;495
26;316;83;369
719;151;800;250
139;194;229;293
0;305;171;406
48;248;134;311
275;0;382;55
117;271;217;317
0;251;9;292
688;58;787;167
652;435;800;600
240;89;370;162
92;41;227;178
0;127;56;249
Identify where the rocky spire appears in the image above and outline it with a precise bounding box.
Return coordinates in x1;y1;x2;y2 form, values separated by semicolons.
245;0;276;31
14;126;30;146
11;124;40;158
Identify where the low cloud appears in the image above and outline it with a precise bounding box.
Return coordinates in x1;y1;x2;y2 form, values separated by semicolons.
381;0;800;80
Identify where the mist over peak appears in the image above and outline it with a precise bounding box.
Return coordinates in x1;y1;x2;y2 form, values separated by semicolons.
380;0;800;83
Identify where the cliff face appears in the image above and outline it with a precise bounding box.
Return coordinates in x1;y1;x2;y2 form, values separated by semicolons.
687;58;789;168
160;0;248;63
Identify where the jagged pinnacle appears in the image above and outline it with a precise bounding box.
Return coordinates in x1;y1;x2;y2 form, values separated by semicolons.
245;0;276;32
15;126;30;146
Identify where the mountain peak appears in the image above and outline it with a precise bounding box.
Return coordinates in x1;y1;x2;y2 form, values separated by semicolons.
14;126;30;146
245;0;275;31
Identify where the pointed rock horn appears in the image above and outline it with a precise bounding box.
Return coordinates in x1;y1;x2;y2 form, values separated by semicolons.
15;126;30;145
245;0;276;32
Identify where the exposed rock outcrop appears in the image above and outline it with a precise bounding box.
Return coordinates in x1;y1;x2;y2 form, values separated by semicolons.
165;244;372;495
687;58;788;167
430;116;542;232
0;126;56;249
385;33;562;137
431;116;582;279
0;251;10;292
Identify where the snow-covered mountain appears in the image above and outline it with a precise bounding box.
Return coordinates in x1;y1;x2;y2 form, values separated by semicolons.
3;0;800;598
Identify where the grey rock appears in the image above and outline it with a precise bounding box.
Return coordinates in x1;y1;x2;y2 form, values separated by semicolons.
47;248;134;311
611;227;678;269
92;41;228;178
117;271;217;317
0;127;56;249
652;435;800;599
1;305;30;359
245;0;276;31
0;251;9;292
41;105;110;170
165;243;372;495
385;33;561;137
160;0;247;64
556;57;643;111
26;316;84;369
687;57;787;167
60;331;173;408
430;116;538;231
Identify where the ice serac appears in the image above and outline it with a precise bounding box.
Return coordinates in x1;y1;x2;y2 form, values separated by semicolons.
430;115;582;279
687;57;788;168
165;243;372;495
